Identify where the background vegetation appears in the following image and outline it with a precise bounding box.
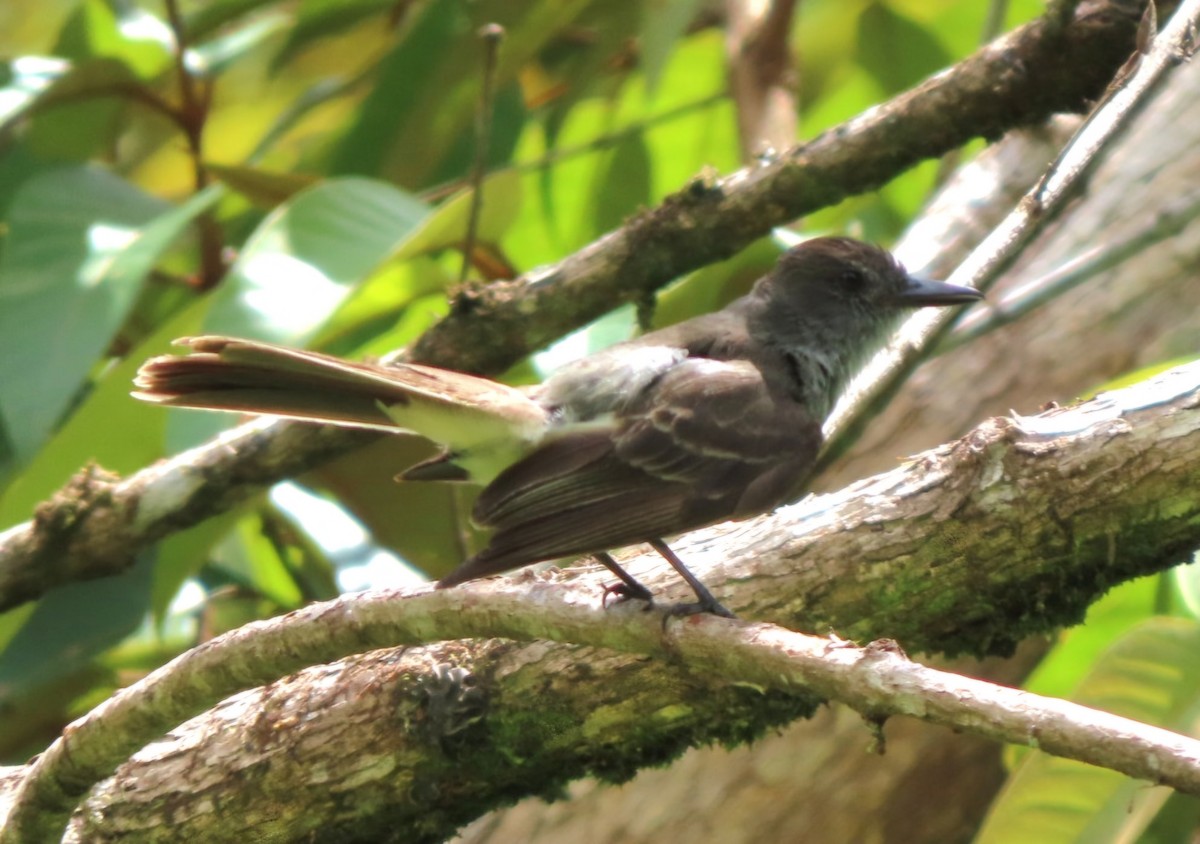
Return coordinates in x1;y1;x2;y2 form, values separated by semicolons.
1;0;1197;841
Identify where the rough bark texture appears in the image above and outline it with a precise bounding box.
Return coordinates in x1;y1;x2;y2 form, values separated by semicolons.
2;355;1196;841
0;0;1146;615
459;13;1200;843
1;2;1186;840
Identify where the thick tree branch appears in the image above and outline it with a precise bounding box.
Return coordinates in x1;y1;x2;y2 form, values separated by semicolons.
3;357;1200;840
411;0;1146;374
50;621;1200;841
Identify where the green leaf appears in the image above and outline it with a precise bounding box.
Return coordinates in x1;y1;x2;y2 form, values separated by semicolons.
0;295;210;530
150;511;244;623
977;617;1200;844
206;163;321;208
332;0;594;187
0;299;212;695
0;166;170;463
314;258;452;354
330;1;468;182
856;3;951;95
1020;576;1160;703
592;132;651;235
430;81;528;186
0;56;70;127
205;177;430;342
315;170;521;348
22;57;145;162
1172;551;1200;620
636;30;737;195
395;169;523;258
211;512;304;610
270;0;396;72
639;0;708;94
183;0;279;41
53;0;172;79
190;10;294;75
0;551;154;733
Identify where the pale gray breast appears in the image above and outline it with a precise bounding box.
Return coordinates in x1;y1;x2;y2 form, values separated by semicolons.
538;344;688;425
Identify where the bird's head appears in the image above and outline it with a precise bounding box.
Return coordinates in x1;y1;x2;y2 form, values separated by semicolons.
748;236;982;409
763;236;980;316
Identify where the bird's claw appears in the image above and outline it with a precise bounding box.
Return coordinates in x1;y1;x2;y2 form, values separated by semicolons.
602;581;655;610
662;597;736;625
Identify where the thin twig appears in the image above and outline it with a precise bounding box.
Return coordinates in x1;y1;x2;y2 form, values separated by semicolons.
460;24;505;285
818;0;1200;471
164;0;224;291
941;189;1200;352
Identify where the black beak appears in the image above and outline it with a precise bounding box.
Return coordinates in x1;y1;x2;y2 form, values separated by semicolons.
895;274;983;307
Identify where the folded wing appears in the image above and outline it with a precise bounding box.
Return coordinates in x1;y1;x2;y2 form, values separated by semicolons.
441;356;821;584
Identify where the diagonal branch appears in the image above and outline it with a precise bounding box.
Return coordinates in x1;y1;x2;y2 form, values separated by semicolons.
411;0;1147;374
821;0;1198;467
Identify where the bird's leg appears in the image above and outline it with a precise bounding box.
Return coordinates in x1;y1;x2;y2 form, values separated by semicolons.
649;539;735;619
595;552;655;609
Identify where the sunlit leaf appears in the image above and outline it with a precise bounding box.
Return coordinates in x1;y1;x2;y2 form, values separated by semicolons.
183;0;279;41
53;0;172;79
639;0;707;94
205;177;430;342
1172;552;1200;620
270;0;396;72
978;617;1200;844
0;55;70;126
206;162;322;208
210;512;304;610
0;167;170;462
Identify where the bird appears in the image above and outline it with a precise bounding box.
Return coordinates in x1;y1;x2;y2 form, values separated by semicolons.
133;237;981;617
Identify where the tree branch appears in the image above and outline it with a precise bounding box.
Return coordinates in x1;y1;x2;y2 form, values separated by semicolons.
411;0;1146;374
0;0;1148;612
3;356;1200;840
821;0;1199;466
0;419;372;614
724;0;799;160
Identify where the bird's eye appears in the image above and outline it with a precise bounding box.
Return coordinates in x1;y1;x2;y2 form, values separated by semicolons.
841;268;866;290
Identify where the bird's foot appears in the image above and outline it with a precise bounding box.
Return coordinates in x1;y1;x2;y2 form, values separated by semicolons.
646;539;735;623
662;596;736;623
602;580;655;610
595;551;655;610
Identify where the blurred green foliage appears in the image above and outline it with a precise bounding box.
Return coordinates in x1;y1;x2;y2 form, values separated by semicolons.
0;1;1196;839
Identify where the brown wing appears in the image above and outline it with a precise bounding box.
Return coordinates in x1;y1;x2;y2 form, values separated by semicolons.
439;357;821;585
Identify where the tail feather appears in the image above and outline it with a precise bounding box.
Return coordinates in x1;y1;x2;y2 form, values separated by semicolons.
135;336;423;430
133;337;550;472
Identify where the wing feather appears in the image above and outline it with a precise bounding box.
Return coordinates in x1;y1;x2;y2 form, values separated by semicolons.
444;355;821;582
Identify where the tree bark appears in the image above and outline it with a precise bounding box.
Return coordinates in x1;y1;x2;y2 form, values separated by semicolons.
462;16;1200;843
